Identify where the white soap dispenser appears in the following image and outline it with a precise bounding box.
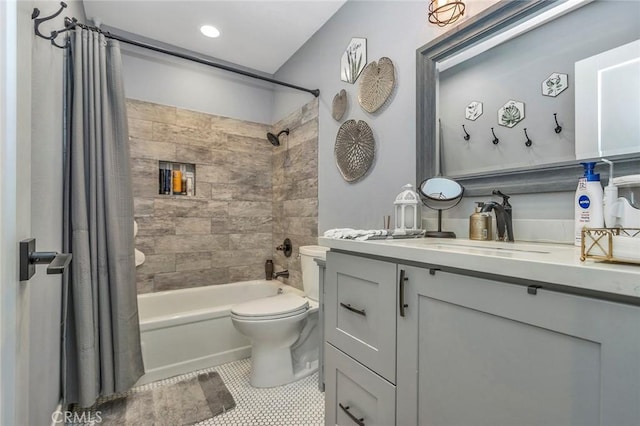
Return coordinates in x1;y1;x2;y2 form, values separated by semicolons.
574;162;604;246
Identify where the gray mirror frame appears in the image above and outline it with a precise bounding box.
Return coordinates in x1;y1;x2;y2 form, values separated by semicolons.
416;0;640;196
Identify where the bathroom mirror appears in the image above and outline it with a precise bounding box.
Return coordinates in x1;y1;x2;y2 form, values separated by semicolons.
417;0;640;196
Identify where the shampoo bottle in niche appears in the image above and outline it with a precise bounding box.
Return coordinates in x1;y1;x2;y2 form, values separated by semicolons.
574;162;604;246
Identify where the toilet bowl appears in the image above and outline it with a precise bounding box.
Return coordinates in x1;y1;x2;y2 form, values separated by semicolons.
230;245;329;388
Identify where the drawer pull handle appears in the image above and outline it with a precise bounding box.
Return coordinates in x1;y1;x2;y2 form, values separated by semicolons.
399;269;409;317
339;403;365;426
340;302;366;316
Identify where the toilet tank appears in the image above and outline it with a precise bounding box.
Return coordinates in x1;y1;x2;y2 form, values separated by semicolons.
299;245;329;302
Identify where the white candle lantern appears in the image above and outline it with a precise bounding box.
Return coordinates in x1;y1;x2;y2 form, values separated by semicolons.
394;183;421;231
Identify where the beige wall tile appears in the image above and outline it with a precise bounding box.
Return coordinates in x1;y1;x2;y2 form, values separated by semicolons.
283;198;318;217
198;163;230;184
176;252;212;271
286;217;318;237
176;108;211;129
154;234;229;253
129;118;153;140
154;198;211;217
136;253;176;275
229;233;271;250
129;98;318;294
152;122;177;143
136;273;155;294
127;99;176;124
288;118;318;149
226;134;274;155
134;236;156;255
229;201;272;217
211;184;233;201
135;216;176;236
229;265;263;282
229;216;272;234
130;138;176;161
192;181;212;200
134;198;155;217
176;144;213;164
212;248;270;268
132;176;158;199
211;116;269;139
175;217;211;235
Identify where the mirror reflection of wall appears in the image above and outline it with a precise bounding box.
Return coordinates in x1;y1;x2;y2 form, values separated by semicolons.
575;39;640;160
437;0;640;178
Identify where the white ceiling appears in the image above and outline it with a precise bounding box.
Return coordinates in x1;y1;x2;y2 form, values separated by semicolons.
82;1;347;74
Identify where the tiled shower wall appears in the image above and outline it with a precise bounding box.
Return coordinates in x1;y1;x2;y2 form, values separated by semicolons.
128;99;273;293
128;98;318;293
272;99;319;290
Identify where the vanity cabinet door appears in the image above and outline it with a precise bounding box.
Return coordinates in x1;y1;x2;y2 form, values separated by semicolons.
396;265;640;426
325;343;396;426
325;252;397;383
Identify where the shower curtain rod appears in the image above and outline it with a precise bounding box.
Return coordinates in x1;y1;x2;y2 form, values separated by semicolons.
32;3;320;98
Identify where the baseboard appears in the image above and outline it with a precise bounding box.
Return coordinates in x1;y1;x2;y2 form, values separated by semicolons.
135;346;251;386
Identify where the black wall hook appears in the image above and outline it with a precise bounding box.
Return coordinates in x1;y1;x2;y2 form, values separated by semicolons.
32;2;67;40
553;113;562;134
462;124;470;141
491;127;499;145
524;128;532;147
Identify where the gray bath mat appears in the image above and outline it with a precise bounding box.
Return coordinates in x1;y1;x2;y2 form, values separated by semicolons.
95;372;235;425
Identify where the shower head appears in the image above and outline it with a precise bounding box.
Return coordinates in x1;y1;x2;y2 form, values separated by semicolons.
266;128;289;146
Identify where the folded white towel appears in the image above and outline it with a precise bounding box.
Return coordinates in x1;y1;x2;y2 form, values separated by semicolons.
323;228;390;241
324;228;426;241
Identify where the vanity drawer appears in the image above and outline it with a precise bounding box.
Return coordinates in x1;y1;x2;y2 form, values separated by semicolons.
325;252;396;382
325;343;396;426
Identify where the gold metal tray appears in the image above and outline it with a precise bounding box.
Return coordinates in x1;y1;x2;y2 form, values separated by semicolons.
580;228;640;265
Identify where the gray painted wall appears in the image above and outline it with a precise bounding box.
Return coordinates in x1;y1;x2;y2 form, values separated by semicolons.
120;45;275;124
272;0;501;233
29;1;86;424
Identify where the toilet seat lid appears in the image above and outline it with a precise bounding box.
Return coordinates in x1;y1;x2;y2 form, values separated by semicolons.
231;293;309;318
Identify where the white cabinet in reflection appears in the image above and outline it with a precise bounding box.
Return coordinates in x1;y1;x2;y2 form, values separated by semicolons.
575;39;640;160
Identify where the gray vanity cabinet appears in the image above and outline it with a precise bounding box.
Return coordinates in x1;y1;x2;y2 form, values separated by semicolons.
324;251;397;382
325;343;396;426
396;265;640;426
324;251;397;426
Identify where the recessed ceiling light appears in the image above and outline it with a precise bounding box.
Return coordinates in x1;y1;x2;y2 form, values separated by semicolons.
200;25;220;38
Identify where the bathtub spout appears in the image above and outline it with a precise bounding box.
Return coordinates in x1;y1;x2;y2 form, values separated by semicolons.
273;269;289;279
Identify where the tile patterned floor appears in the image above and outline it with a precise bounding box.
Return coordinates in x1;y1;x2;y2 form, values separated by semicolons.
203;359;324;426
69;358;324;426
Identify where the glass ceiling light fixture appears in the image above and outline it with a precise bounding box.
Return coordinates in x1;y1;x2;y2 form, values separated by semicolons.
428;0;466;27
200;25;220;38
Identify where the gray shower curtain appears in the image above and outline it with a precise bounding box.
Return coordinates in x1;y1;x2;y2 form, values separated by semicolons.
62;28;144;408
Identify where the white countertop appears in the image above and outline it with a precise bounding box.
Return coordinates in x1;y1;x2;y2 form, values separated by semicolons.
318;237;640;300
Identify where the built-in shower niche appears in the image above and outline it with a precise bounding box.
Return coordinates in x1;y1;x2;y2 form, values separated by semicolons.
158;161;196;196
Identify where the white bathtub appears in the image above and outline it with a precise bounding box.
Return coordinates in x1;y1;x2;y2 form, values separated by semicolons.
135;279;297;385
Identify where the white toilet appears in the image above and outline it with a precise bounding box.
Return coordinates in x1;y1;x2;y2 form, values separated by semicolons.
230;245;329;388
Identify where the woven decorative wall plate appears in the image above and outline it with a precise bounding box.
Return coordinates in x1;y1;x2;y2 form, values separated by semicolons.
334;119;375;182
358;57;396;113
332;89;347;121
